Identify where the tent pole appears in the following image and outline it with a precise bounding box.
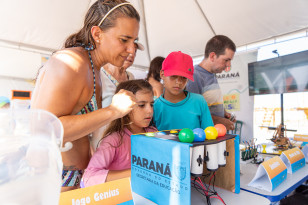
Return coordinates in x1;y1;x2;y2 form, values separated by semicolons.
139;0;152;64
194;0;216;35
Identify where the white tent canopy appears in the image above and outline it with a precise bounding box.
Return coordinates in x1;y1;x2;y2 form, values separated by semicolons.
1;0;307;142
0;0;308;70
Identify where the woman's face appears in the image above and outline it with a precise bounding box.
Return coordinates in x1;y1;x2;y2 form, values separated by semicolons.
128;89;154;133
99;17;140;67
122;47;137;69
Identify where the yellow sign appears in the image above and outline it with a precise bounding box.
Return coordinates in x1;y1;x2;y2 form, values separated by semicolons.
261;156;287;180
223;93;240;111
282;147;305;164
59;177;133;205
294;134;308;142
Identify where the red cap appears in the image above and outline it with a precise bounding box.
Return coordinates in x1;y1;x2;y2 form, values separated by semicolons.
162;51;194;81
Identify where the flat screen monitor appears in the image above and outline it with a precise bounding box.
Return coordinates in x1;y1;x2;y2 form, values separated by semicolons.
248;50;308;96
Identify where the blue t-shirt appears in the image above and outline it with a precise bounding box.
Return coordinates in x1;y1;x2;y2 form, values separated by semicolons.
186;65;224;117
153;91;213;131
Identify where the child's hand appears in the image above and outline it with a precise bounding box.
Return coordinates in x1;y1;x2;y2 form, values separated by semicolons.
109;89;136;118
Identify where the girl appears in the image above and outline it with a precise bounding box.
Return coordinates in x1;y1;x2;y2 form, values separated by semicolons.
83;80;157;187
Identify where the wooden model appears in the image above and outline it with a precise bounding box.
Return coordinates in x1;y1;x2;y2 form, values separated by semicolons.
271;124;292;149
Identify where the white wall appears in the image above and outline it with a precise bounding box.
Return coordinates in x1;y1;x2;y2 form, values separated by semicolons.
0;46;43;99
0;46;43;79
0;76;34;99
218;50;258;142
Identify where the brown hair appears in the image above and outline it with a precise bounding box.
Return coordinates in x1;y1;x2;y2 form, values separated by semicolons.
146;56;165;82
204;35;236;58
64;0;140;50
98;79;153;149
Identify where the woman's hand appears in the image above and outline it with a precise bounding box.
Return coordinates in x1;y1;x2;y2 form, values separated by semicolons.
109;89;137;118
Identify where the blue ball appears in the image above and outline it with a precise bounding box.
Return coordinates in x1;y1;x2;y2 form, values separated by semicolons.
193;128;206;142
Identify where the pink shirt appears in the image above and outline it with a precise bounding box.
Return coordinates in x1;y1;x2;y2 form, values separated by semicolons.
83;127;157;187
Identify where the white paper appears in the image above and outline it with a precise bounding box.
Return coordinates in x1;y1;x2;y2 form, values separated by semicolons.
280;153;292;173
248;165;272;192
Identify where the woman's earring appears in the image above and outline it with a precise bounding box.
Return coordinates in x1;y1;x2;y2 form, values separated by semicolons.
160;79;164;84
96;40;99;43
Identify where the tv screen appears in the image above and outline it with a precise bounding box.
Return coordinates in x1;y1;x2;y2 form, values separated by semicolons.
248;50;308;96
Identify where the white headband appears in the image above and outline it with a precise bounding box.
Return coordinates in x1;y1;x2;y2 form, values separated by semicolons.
98;2;132;27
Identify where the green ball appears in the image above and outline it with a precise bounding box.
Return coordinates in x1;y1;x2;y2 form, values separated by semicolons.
178;128;194;143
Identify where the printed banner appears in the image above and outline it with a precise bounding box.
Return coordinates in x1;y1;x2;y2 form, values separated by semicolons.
59;177;133;205
280;147;305;173
131;134;191;205
248;156;287;192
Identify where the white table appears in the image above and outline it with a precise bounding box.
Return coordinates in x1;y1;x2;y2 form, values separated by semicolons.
133;186;270;205
240;162;308;202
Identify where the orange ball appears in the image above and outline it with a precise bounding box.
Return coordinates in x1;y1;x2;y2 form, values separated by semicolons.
214;124;227;137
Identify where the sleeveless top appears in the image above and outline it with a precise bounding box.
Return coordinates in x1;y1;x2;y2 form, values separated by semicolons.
76;51;98;115
100;67;134;108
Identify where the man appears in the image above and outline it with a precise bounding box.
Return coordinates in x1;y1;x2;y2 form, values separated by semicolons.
186;35;236;130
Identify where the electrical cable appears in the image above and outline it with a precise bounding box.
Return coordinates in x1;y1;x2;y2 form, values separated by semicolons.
191;172;226;205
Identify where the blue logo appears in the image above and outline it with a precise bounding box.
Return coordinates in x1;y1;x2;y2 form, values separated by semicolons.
173;165;186;181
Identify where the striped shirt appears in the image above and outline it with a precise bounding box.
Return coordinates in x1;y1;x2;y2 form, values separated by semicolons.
186;65;224;117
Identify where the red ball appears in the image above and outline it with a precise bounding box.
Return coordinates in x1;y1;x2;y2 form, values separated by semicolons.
214;124;227;137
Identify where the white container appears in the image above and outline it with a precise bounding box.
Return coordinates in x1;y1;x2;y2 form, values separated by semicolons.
0;109;64;205
190;145;205;176
217;141;227;167
205;144;218;171
10;99;31;109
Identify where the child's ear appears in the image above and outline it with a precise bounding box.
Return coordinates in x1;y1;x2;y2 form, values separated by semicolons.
160;70;164;79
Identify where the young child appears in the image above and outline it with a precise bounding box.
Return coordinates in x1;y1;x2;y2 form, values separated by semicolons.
153;51;214;130
82;80;157;187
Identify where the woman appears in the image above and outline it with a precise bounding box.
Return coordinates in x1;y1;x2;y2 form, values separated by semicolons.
31;0;141;192
101;43;143;108
89;45;137;152
89;43;144;151
146;56;165;99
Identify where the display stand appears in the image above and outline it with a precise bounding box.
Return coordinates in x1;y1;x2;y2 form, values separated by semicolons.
241;158;308;202
280;147;305;173
248;156;287;192
131;131;240;205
